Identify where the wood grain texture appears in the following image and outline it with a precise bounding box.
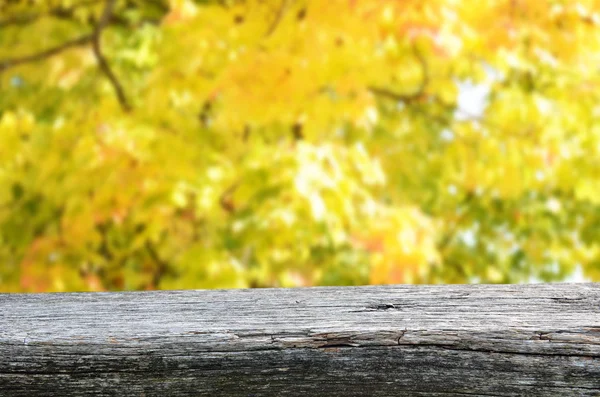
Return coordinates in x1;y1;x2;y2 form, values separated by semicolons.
1;283;600;396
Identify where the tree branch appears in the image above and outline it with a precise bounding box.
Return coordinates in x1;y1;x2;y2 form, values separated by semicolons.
220;182;239;214
92;0;131;112
265;0;290;37
0;0;131;112
0;34;94;72
368;46;429;103
145;240;171;289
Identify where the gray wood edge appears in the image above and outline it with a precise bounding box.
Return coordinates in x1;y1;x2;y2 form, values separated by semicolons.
1;283;599;396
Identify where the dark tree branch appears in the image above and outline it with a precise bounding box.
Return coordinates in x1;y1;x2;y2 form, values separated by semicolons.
145;240;171;289
242;124;251;142
368;85;424;103
220;182;239;214
0;0;131;112
95;221;115;262
92;0;131;112
265;0;290;37
292;121;304;140
0;34;94;72
369;46;429;103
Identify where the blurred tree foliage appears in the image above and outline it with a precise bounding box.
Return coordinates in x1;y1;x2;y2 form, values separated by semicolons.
1;0;600;292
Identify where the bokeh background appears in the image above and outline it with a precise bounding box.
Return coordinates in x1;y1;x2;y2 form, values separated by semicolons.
1;0;600;292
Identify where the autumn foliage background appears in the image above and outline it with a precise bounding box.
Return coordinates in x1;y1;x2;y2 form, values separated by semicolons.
1;0;600;292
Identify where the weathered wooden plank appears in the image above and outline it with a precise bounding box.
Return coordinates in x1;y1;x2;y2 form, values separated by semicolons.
1;283;599;396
